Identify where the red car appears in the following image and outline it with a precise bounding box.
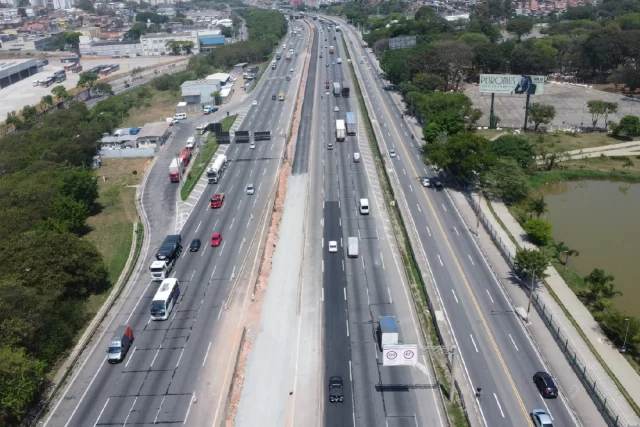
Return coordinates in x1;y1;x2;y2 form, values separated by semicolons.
211;232;222;247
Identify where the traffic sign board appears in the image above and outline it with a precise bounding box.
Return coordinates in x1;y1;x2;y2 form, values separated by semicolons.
382;344;418;366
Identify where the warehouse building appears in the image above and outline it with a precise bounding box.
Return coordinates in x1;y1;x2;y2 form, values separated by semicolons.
180;79;221;104
0;58;41;89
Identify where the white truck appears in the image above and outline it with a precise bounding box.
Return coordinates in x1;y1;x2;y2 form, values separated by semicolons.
347;237;358;258
379;316;399;348
335;119;346;141
271;60;277;69
150;234;182;281
206;154;228;184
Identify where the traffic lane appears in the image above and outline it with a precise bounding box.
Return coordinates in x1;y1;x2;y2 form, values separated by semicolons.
323;200;354;427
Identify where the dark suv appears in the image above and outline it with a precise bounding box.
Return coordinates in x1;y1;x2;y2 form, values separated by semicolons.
328;376;344;403
533;371;558;398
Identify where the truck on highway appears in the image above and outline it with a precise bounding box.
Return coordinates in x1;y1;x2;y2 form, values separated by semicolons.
329;45;335;54
178;147;192;167
150;233;181;280
285;52;292;62
210;193;225;209
341;87;350;97
345;112;356;135
332;82;341;97
335;120;346;142
379;316;399;349
276;51;282;60
336;58;342;64
335;25;341;32
271;60;277;69
169;158;182;182
206;154;228;184
279;91;285;101
347;237;358;258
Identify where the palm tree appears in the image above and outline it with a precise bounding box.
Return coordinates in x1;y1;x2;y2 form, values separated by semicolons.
527;196;548;218
582;268;622;312
552;241;579;271
623;157;634;171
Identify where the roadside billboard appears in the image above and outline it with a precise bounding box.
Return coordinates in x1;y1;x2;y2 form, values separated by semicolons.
382;344;418;366
479;74;546;95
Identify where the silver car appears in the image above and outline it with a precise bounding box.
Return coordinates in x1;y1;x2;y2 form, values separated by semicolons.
389;149;396;158
530;409;553;427
246;183;255;195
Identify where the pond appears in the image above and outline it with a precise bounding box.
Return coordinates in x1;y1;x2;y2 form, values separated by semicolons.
538;180;640;317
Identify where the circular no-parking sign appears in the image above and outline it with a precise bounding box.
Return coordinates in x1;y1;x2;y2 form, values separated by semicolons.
386;350;398;360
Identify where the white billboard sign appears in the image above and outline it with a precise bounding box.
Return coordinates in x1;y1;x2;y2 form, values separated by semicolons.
389;36;417;50
479;74;546;95
383;344;418;366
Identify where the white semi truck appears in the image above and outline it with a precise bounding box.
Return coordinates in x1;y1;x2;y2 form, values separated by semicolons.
335;120;346;141
206;154;228;184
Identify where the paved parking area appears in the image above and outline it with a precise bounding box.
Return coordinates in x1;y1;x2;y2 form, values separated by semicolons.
0;55;181;121
465;82;639;129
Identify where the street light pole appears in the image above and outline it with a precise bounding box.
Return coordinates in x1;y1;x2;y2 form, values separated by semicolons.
622;318;631;353
526;271;536;318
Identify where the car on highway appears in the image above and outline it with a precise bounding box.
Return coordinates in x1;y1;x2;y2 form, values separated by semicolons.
334;106;339;112
328;241;338;253
246;183;255;195
211;233;222;247
328;376;344;403
250;142;256;149
272;94;276;100
432;178;444;190
290;68;294;72
189;238;201;252
332;61;336;65
421;177;431;187
360;60;364;64
327;143;334;150
533;372;558;398
252;100;258;106
326;63;330;67
389;149;396;158
530;409;553;427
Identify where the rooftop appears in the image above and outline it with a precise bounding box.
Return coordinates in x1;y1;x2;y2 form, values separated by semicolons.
181;79;219;87
136;122;169;139
0;59;33;70
206;72;230;82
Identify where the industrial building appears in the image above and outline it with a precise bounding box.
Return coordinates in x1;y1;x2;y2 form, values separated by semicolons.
0;58;42;89
180;79;222;104
0;35;52;51
140;31;200;56
79;37;144;57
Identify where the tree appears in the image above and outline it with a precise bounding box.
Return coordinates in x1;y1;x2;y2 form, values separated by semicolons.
211;91;222;105
526;196;549;218
598;312;640;349
481;158;531;203
0;345;47;422
51;85;70;101
59;171;99;209
412;73;445;92
507;17;534;41
166;40;183;55
608;67;640;96
582;268;622;312
425;133;495;184
602;101;618;131
623;157;635;170
92;82;114;96
552;241;579;270
63;32;81;53
75;0;95;12
489;135;536;169
77;72;100;97
434;40;473;90
523;218;553;245
182;41;195;55
40;94;54;109
514;247;550;280
528;103;556;131
614;115;640;136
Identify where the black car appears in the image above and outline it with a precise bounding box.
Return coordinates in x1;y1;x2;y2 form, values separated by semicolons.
272;94;276;100
432;178;444;190
533;371;558;398
328;376;344;403
189;238;201;252
286;76;291;81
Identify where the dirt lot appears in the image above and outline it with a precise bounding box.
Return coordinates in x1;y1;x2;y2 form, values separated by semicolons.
477;128;631;152
121;89;181;128
0;55;184;121
466;81;640;129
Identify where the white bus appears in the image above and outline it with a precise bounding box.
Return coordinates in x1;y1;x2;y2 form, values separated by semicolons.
150;279;180;321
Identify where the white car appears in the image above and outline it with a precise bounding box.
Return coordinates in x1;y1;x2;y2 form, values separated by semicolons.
334;106;339;112
246;183;255;195
252;100;258;106
389;149;396;158
250;142;256;149
290;68;294;72
421;177;431;187
328;241;338;253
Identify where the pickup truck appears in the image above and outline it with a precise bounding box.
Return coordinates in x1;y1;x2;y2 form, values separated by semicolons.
210;193;225;209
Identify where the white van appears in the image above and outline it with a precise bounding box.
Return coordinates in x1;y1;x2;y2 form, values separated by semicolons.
174;112;187;120
353;152;360;163
186;136;195;149
359;198;370;215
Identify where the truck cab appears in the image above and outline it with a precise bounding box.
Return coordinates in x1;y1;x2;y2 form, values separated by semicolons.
210;193;225;209
150;260;172;281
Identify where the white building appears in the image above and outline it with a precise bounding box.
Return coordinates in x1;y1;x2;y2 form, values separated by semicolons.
140;31;200;56
214;18;233;28
0;0;18;7
79;36;143;57
52;0;73;9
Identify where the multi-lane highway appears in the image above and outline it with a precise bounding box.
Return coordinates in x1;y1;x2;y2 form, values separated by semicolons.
315;22;445;427
337;19;590;427
43;24;307;427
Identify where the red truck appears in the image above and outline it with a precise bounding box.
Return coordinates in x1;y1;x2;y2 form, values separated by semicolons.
169;158;182;182
179;148;192;167
210;193;225;209
285;52;292;62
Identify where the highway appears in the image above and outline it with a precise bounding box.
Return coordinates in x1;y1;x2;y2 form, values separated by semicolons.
43;24;307;427
315;22;445;427
337;19;585;427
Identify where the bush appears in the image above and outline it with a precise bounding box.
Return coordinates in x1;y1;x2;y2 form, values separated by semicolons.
523;218;553;245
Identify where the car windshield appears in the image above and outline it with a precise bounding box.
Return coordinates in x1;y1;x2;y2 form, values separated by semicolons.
150;301;166;316
108;344;121;354
150;266;164;273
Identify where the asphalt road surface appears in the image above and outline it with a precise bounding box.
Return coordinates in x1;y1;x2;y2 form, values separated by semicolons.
338;20;590;427
43;25;306;427
316;23;445;427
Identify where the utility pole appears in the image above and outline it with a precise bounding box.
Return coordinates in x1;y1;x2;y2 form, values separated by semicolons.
526;271;536;318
